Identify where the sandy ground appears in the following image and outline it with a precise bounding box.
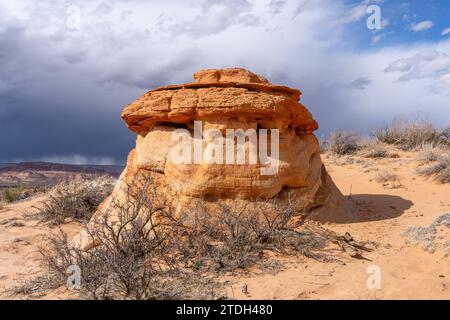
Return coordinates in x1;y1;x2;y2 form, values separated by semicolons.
0;196;80;299
0;150;448;300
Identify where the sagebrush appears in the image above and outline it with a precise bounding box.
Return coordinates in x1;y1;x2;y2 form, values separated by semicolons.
418;143;444;162
34;176;116;225
360;139;388;158
326;130;361;155
2;185;27;203
374;120;449;150
417;156;450;184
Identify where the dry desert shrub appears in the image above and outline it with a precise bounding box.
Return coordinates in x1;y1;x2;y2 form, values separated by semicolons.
1;185;28;203
416;142;450;183
169;196;334;271
417;143;446;162
326;130;361;155
359;139;388;158
438;127;450;145
33;176;116;225
41;225;222;300
373;119;449;151
402;213;450;256
375;169;402;188
417;155;450;184
11;274;62;298
26;175;374;300
37;177;226;300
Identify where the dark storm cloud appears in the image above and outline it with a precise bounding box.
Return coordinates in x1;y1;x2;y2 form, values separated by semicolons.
0;27;32;96
0;68;137;164
0;102;132;163
0;13;138;163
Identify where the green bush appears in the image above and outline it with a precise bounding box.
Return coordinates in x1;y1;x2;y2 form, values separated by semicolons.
2;185;26;203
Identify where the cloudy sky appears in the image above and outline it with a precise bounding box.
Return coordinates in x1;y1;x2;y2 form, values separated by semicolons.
0;0;449;164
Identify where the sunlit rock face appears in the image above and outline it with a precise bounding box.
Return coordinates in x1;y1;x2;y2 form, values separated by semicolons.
78;68;344;248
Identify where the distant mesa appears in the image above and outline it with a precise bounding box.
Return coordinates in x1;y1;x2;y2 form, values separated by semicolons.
0;162;123;176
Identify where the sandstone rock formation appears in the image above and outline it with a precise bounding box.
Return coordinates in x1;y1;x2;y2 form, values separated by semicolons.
75;68;344;248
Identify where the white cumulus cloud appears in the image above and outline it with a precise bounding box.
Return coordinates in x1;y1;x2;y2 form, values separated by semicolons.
410;20;434;32
385;50;450;95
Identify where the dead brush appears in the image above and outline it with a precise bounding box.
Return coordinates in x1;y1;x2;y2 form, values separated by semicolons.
416;143;450;183
373;119;448;151
417;155;450;184
168;196;322;271
417;143;445;162
11;273;63;299
360;139;388;158
326;130;361;155
33;175;116;225
375;169;403;188
1;185;27;203
168;191;372;270
25;175;375;300
37;175;224;300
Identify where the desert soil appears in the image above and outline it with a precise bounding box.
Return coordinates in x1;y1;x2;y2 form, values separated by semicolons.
0;150;448;300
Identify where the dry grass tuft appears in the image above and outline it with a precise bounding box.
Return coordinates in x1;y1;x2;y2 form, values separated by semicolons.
374;120;449;151
416;142;450;183
360;139;388;158
33;176;116;225
11;274;61;298
417;156;450;184
417;143;445;162
375;169;402;188
1;185;28;203
326;130;361;155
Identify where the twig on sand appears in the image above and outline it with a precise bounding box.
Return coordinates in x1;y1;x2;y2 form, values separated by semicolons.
305;225;377;259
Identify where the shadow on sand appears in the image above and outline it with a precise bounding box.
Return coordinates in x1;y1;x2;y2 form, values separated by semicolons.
328;194;413;224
